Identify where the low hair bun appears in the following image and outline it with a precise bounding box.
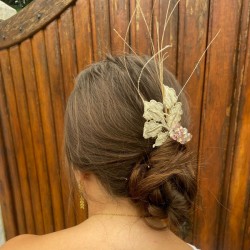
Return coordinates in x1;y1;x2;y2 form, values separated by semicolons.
64;54;197;232
128;140;197;230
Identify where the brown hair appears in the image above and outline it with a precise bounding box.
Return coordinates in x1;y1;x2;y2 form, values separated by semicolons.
64;54;197;230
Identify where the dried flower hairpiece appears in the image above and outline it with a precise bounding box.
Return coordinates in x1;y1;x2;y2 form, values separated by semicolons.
113;0;219;148
143;85;192;147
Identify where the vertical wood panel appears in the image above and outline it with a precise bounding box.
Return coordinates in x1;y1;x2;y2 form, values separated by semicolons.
152;0;178;74
177;0;209;241
90;0;111;61
44;21;66;230
130;0;153;55
195;0;243;248
58;7;78;227
243;202;250;250
58;8;78;99
9;46;44;235
20;39;54;233
222;83;250;248
0;1;249;248
0;50;35;234
220;3;250;247
0;119;17;239
0;67;18;238
0;63;26;237
73;0;93;70
109;0;130;54
32;31;64;232
177;0;208;148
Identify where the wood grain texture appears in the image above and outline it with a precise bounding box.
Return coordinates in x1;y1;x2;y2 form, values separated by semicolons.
9;45;44;234
177;0;209;242
0;1;249;249
219;0;250;247
0;61;26;236
177;0;209;149
109;0;130;54
130;0;153;55
73;0;93;70
243;200;250;250
0;70;18;238
20;39;54;233
44;21;66;230
0;0;76;50
152;0;178;74
31;31;64;232
90;0;111;61
0;50;35;234
194;0;243;248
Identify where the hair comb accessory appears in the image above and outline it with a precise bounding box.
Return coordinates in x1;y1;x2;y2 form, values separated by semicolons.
143;85;192;147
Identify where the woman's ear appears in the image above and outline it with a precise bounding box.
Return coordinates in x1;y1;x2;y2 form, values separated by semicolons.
73;169;90;185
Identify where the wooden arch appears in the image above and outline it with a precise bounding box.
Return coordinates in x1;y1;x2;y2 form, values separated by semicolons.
0;0;76;50
0;0;250;249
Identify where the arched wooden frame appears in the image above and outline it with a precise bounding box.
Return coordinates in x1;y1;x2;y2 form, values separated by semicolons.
0;0;76;50
0;0;250;250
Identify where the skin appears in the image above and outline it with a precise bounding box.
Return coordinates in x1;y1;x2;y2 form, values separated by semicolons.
0;171;193;250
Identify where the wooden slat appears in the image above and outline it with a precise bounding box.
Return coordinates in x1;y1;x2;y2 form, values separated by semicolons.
0;63;25;237
58;8;78;100
194;0;243;248
243;202;250;250
31;30;64;232
109;0;130;54
152;0;178;74
130;0;153;55
0;124;17;239
58;7;78;227
19;39;54;233
177;0;209;147
0;50;35;234
219;3;250;247
44;20;69;229
177;0;209;242
0;69;18;239
73;0;93;70
0;0;76;50
0;1;249;247
222;82;250;248
9;46;44;235
0;125;17;239
90;0;111;61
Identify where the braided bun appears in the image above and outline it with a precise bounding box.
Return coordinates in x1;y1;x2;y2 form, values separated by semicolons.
128;140;197;230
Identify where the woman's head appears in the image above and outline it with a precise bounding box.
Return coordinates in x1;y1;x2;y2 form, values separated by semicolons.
64;54;197;230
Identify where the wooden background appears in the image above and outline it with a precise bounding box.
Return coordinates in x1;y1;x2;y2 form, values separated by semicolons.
0;0;249;249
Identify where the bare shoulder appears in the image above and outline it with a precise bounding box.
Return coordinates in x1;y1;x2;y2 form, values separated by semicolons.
0;218;193;250
0;234;40;250
0;220;99;250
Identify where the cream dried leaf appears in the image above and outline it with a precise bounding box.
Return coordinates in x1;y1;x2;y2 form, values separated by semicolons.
153;131;169;148
143;120;163;139
143;86;191;147
166;102;183;128
163;85;178;109
143;100;165;122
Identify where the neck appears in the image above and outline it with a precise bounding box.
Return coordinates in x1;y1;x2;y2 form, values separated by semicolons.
80;173;141;218
87;195;141;217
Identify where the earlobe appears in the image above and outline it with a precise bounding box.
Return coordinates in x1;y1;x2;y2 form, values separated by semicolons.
74;170;91;187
